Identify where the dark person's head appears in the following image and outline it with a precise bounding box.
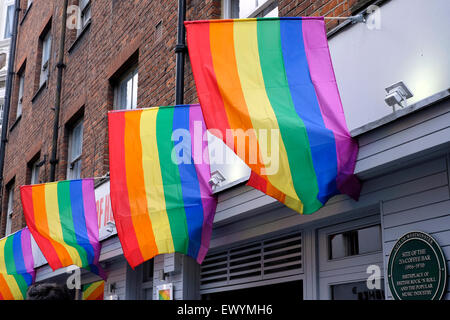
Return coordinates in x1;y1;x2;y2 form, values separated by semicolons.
26;283;73;300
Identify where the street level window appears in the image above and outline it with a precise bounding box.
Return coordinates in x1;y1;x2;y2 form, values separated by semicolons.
67;120;84;180
225;0;278;18
328;225;382;260
3;2;14;39
77;0;91;36
114;66;138;110
5;185;14;236
39;28;52;87
16;71;25;119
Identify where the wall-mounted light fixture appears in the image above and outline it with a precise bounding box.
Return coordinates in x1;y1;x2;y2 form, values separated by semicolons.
105;221;116;233
208;170;226;191
384;81;413;112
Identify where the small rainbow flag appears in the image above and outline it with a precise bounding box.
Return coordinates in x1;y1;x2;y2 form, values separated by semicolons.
0;228;35;300
185;17;361;214
82;280;105;300
20;179;103;277
108;104;217;269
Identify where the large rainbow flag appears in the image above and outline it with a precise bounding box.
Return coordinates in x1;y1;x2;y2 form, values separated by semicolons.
185;17;361;214
0;228;35;300
20;179;103;277
82;280;105;300
108;104;217;269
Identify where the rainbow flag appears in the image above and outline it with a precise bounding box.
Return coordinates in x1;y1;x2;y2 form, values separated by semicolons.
185;17;361;214
20;179;103;277
82;280;105;300
0;228;35;300
108;104;217;269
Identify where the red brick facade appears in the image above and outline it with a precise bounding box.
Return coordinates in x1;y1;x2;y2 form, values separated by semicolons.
0;0;373;237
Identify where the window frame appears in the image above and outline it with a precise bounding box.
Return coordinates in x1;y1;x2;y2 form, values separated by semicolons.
5;185;14;236
0;99;4;127
223;0;278;19
328;224;382;261
2;1;15;40
30;159;40;185
39;29;52;87
77;0;91;36
16;71;25;119
113;65;138;110
67;119;84;180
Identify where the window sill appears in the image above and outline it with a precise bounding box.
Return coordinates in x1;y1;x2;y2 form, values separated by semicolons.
31;81;47;103
20;3;33;26
68;20;91;54
9;114;22;132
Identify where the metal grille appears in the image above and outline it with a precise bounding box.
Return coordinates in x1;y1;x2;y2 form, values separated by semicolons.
200;232;303;291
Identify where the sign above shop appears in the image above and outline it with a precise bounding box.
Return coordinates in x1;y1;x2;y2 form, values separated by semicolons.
95;180;116;240
388;231;447;300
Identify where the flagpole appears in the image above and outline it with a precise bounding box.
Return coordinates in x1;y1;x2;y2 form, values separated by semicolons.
175;0;187;105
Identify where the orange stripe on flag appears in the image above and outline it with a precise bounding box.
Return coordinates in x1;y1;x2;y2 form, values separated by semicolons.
32;185;73;266
124;111;158;260
209;21;266;176
0;274;14;300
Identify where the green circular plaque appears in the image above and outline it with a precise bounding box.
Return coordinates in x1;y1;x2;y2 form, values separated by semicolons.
388;231;447;300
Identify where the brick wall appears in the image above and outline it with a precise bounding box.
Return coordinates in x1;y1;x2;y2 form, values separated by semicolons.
0;0;374;236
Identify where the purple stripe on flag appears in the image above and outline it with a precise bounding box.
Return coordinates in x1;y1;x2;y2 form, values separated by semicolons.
20;228;35;276
82;179;101;263
302;18;361;199
189;104;217;263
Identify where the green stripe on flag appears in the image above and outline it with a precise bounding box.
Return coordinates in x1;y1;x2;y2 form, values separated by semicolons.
57;181;89;267
257;19;322;213
156;108;189;254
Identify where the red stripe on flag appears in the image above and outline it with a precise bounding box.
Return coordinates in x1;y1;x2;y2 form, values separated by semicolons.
185;21;232;146
20;186;64;270
108;111;144;268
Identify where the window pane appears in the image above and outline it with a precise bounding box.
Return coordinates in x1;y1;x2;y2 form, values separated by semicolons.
17;74;24;118
132;72;138;109
71;122;83;160
357;225;382;254
40;32;51;85
80;0;89;11
114;68;138;110
4;5;14;39
329;225;382;260
330;234;347;259
126;76;132;109
261;5;278;17
43;33;52;63
6;188;13;235
68;121;83;180
231;0;277;18
31;163;40;184
72;160;81;179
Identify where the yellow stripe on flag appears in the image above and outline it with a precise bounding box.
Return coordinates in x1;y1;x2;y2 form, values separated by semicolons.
140;109;175;253
0;241;22;300
44;183;82;266
233;19;300;206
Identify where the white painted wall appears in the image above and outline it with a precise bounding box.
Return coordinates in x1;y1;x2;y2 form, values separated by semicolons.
329;0;450;131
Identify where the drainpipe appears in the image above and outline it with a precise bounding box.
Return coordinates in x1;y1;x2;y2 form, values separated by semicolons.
0;0;20;214
175;0;186;105
49;0;69;182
